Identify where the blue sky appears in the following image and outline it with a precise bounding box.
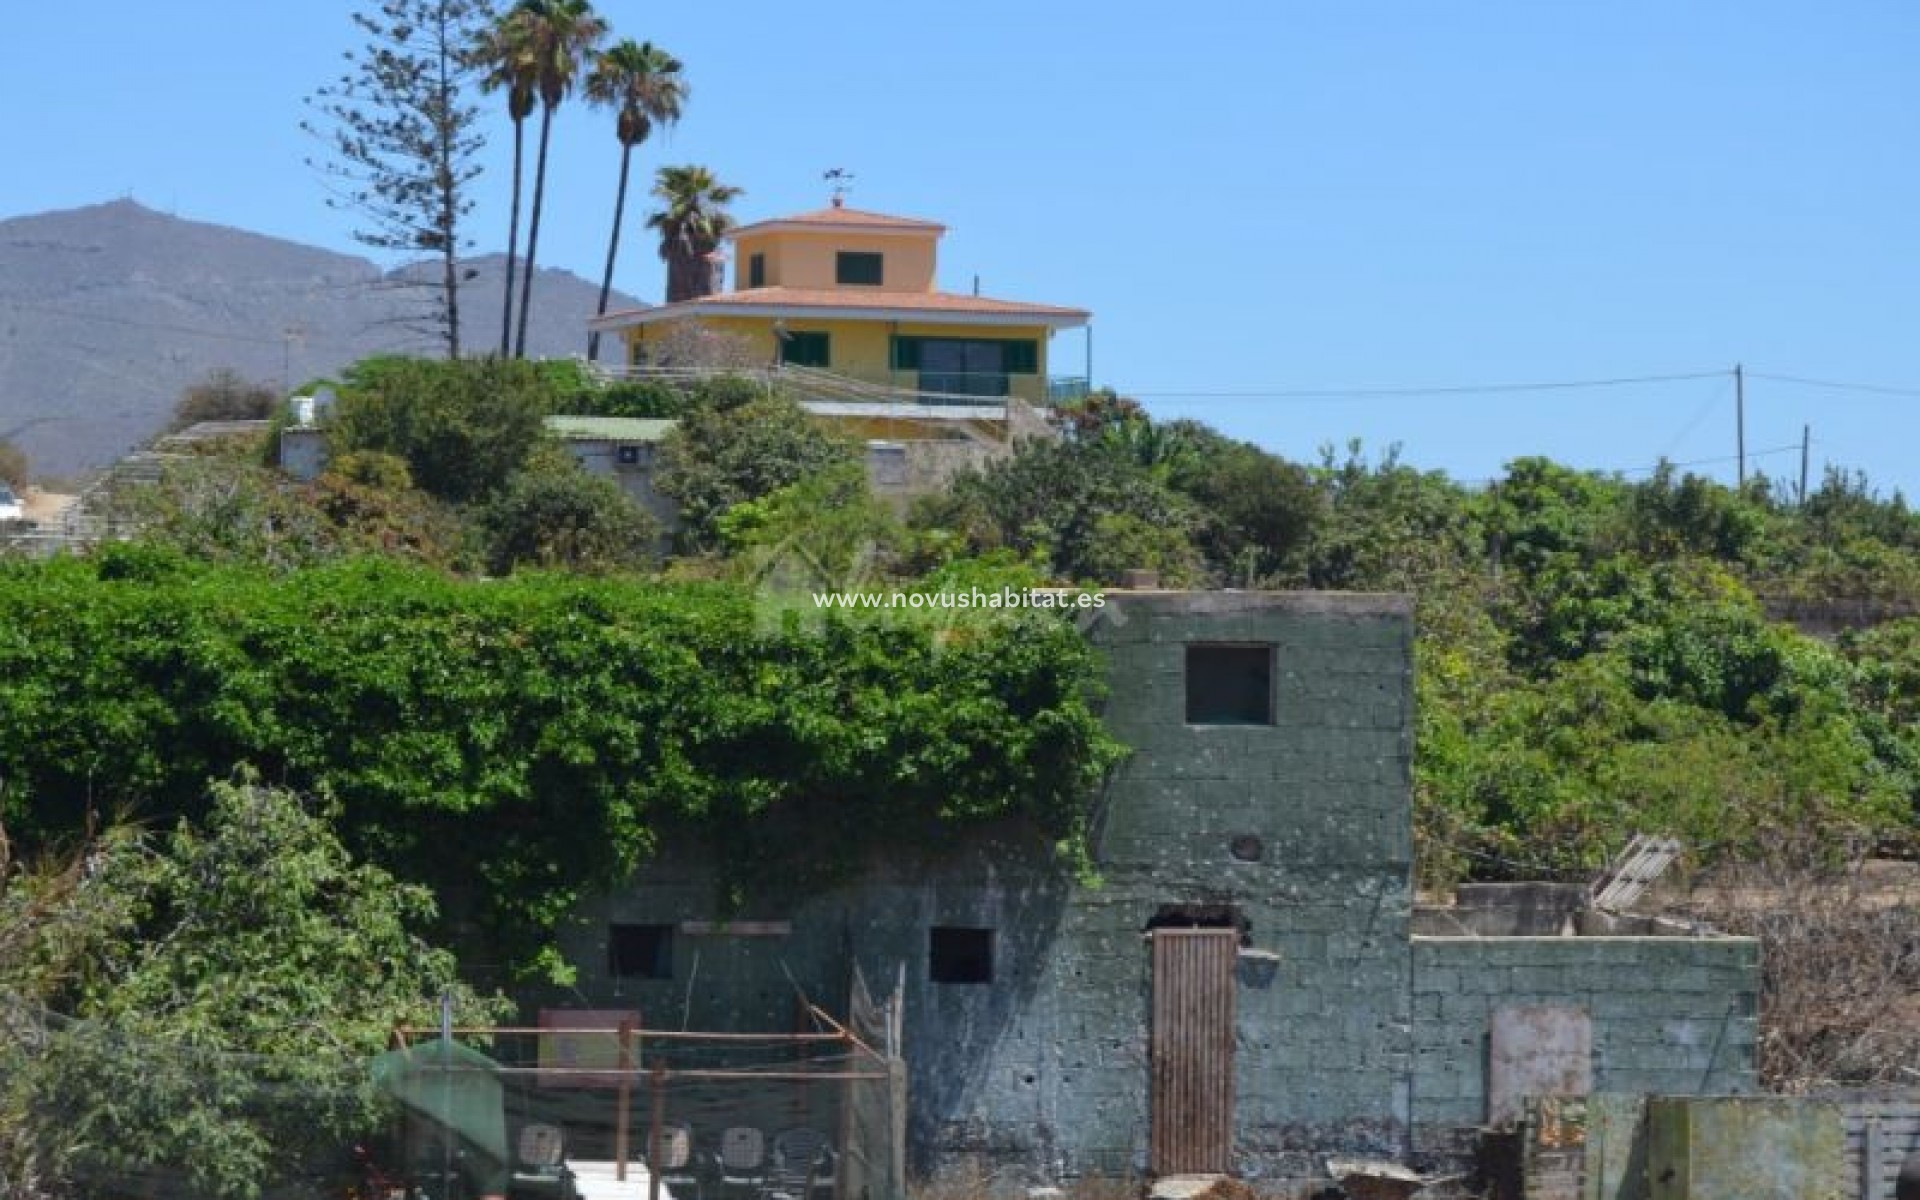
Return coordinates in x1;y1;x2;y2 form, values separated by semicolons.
5;1;1918;495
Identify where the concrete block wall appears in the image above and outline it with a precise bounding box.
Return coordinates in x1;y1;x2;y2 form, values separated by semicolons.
562;438;680;531
548;591;1762;1189
1409;936;1761;1151
1086;594;1417;1179
549;592;1420;1186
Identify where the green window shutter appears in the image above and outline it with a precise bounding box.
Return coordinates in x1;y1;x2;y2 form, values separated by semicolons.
781;331;830;368
836;252;884;286
1003;339;1039;374
892;337;922;370
748;254;766;288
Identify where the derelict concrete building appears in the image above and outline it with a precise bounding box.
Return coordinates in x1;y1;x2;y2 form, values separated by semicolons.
548;591;1758;1189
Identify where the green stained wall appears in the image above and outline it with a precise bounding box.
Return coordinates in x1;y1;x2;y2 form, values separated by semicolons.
549;592;1760;1190
1410;936;1761;1155
1647;1096;1846;1200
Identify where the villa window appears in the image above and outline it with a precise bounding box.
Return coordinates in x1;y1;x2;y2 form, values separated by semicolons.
930;926;994;984
836;251;884;286
1185;644;1275;726
779;330;830;368
892;337;1038;398
748;253;766;288
608;923;674;979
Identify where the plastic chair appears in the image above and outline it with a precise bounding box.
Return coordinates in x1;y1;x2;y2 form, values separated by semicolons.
718;1126;766;1200
519;1124;566;1170
512;1122;578;1198
655;1121;705;1200
765;1127;835;1200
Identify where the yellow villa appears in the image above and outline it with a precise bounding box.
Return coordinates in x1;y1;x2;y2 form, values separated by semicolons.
589;201;1091;404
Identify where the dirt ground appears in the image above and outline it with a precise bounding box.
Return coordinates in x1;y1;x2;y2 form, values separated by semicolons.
19;487;77;524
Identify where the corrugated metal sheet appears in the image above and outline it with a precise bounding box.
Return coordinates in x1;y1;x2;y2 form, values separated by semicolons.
1837;1096;1920;1200
1590;834;1681;912
544;415;679;442
1151;928;1237;1175
1489;1005;1592;1126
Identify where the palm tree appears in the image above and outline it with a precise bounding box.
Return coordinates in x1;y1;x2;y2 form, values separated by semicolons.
472;11;539;357
584;40;687;362
646;165;742;304
511;0;607;359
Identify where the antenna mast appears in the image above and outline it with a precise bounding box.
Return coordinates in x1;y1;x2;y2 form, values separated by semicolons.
823;167;855;208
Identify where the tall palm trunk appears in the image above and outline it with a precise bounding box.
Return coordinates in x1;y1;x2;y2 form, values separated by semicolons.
499;115;525;357
515;104;556;359
587;141;634;362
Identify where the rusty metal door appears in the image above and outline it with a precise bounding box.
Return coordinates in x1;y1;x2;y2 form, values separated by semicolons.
1150;927;1237;1174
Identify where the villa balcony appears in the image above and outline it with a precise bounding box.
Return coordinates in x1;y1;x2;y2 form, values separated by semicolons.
788;366;1090;406
592;362;1092;409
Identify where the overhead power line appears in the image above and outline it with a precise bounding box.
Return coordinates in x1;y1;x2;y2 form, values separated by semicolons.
1459;441;1808;489
1132;367;1920;403
1744;370;1920;398
1615;442;1804;476
1129;369;1729;401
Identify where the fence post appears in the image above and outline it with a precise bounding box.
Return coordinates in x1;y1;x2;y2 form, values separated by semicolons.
1867;1115;1883;1200
616;1018;635;1181
649;1062;667;1200
838;1046;856;1200
887;1057;908;1200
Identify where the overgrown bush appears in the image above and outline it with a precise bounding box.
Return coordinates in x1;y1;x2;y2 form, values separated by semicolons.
327;356;562;503
656;394;861;552
0;552;1124;978
0;781;497;1199
482;454;660;575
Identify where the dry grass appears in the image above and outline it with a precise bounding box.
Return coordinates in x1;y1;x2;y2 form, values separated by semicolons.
909;1160;1146;1200
1679;844;1920;1091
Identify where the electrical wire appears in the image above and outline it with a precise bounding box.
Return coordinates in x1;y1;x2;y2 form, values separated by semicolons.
1745;370;1920;398
1659;377;1731;461
1127;369;1730;401
1613;442;1805;476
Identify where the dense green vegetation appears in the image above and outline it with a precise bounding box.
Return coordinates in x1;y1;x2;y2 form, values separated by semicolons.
29;364;1920;912
0;547;1122;980
31;364;1920;902
0;780;495;1198
13;358;1920;1178
933;400;1920;883
917;418;1899;876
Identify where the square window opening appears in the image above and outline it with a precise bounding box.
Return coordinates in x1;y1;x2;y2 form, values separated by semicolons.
1186;644;1274;726
868;443;908;487
780;330;831;368
609;922;673;979
929;926;993;984
836;251;884;286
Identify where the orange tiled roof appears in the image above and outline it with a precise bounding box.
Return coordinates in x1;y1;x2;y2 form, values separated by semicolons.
707;286;1082;316
591;286;1088;330
729;206;946;237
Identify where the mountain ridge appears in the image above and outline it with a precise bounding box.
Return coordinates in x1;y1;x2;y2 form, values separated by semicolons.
0;200;645;477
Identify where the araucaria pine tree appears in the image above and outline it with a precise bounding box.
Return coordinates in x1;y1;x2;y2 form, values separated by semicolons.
306;0;495;359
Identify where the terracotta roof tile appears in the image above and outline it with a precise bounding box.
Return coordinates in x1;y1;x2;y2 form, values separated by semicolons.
696;286;1086;317
730;207;946;237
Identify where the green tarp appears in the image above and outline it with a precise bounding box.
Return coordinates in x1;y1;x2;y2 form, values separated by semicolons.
371;1037;511;1191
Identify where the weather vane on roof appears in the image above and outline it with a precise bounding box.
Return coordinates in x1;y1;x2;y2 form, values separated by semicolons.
823;168;855;208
